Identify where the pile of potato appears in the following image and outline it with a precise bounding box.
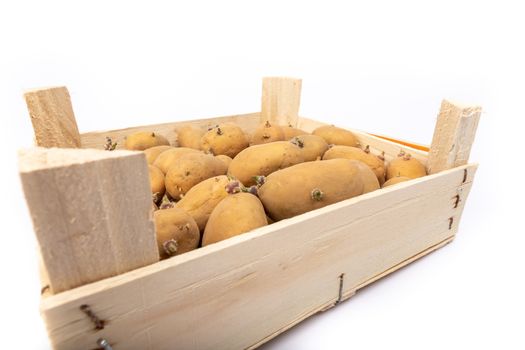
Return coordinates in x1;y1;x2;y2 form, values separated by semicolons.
122;121;427;259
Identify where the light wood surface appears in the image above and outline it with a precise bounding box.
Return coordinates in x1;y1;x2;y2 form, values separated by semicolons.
80;112;261;149
24;87;81;148
80;113;428;164
427;99;481;174
19;147;159;293
261;77;302;126
249;234;455;349
298;117;429;164
39;164;476;349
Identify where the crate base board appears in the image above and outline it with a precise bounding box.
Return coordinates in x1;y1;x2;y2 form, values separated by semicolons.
249;235;454;349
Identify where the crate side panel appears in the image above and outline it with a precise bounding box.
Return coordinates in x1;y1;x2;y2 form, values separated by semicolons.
80;112;261;149
297;117;428;164
41;165;477;350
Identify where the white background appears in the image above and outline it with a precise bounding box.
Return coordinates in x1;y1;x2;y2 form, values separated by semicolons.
0;1;523;349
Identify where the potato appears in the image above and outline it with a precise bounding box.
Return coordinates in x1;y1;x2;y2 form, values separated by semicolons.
259;159;365;221
354;161;380;193
215;155;232;173
382;176;411;188
282;125;308;140
165;153;226;199
176;175;230;231
144;145;172;164
312;125;359;147
290;135;329;161
228;141;304;186
201;123;249;158
148;165;165;203
250;121;284;145
177;125;204;150
202;193;267;246
125;131;170;150
153;147;202;174
154;207;200;259
386;151;427;180
323;145;386;185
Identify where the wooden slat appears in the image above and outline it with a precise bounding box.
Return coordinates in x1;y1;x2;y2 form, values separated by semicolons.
19;148;159;294
249;235;455;349
80;112;261;149
427;100;481;174
261;77;302;126
24;87;82;148
297;117;429;164
40;164;476;350
369;133;430;152
79;113;428;164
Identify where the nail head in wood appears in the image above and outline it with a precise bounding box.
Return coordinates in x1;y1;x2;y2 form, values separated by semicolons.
97;338;113;350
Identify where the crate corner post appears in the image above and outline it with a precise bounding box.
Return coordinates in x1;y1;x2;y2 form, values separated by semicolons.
24;86;82;148
18;147;159;294
261;76;302;127
427;99;482;174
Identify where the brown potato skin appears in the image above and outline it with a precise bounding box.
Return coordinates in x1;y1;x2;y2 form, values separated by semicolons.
148;165;165;202
228;141;304;186
201;123;249;158
291;135;329;161
250;121;284;145
177;125;204;150
154;207;200;259
125;131;170;150
323;145;386;185
176;175;230;232
144;145;172;164
215;154;233;173
382;176;411;188
165;153;226;199
259;159;365;221
282;126;308;140
312;125;360;147
386;155;427;180
202;193;267;246
153;147;202;174
354;161;380;193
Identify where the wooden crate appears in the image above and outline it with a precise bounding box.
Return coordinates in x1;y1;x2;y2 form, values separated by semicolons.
19;78;481;350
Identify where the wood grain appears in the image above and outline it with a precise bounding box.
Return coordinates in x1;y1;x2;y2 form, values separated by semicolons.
298;117;429;164
80;112;261;149
19;147;159;294
80;113;428;164
39;164;476;350
261;77;302;127
24;87;81;148
427;100;481;174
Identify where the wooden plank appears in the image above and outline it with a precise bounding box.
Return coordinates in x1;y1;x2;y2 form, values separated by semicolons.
80;113;427;164
24;87;82;148
39;164;476;350
261;77;302;126
80;112;261;149
249;235;455;350
369;133;430;152
427;100;481;174
298;117;429;164
19;148;159;294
